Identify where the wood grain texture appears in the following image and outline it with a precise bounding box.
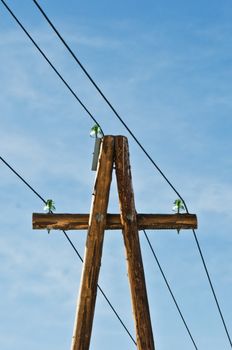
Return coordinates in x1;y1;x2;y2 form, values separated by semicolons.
71;136;114;350
33;213;197;231
114;136;155;350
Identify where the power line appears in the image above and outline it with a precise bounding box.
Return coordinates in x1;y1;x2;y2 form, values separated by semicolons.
1;1;231;346
2;0;184;209
192;228;232;348
0;0;103;134
0;155;136;346
143;230;198;350
31;0;187;210
0;156;46;204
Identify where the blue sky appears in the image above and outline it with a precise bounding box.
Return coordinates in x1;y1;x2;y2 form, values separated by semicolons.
1;1;232;349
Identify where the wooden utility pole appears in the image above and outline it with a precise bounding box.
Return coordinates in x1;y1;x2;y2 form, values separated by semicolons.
114;136;154;349
32;135;197;350
70;136;114;350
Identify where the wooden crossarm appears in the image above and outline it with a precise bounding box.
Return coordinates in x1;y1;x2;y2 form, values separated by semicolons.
32;213;197;231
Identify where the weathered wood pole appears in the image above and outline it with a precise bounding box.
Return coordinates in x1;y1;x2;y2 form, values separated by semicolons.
71;136;114;350
114;136;155;350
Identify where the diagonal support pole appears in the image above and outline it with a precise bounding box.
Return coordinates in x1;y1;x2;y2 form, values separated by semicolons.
114;136;155;350
71;136;114;350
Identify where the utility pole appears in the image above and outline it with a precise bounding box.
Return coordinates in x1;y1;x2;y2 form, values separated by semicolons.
33;135;197;350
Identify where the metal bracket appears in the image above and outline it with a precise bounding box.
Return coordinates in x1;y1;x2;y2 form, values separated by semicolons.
91;138;102;171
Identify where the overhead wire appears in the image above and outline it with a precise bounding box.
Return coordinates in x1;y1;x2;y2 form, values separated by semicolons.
143;230;198;350
192;228;232;348
146;227;232;348
29;2;232;346
0;0;103;135
1;0;231;347
31;0;187;211
0;156;136;346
